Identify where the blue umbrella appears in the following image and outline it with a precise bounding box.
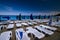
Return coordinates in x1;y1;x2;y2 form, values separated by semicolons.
49;17;52;26
30;14;33;20
19;14;21;20
19;31;23;40
56;16;59;22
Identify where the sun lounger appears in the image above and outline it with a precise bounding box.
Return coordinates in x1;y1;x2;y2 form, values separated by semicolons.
21;23;28;26
31;22;37;25
52;21;60;27
0;31;12;40
15;28;30;40
8;21;14;24
27;22;33;25
15;20;22;23
16;23;22;27
6;24;14;29
35;26;54;35
26;27;45;39
40;25;57;31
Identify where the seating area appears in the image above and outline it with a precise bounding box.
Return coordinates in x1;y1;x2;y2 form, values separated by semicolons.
0;19;60;40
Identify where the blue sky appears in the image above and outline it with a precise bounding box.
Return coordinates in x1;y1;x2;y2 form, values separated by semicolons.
0;0;60;15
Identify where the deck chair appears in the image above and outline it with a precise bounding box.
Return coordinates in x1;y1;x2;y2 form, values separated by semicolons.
6;24;14;29
15;20;22;23
16;23;22;27
27;22;33;26
35;26;54;35
15;28;30;40
26;27;45;39
31;22;37;25
40;24;57;31
0;31;12;40
9;21;14;24
21;23;28;26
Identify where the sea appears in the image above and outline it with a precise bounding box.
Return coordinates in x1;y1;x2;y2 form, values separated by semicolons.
0;15;57;21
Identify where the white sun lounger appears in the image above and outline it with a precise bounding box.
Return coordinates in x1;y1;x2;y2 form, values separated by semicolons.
21;23;28;26
27;22;33;25
15;28;30;40
9;21;14;24
33;19;41;23
40;25;57;31
35;26;54;35
31;22;37;24
40;19;49;23
15;21;22;23
26;27;45;39
0;31;12;40
16;23;22;27
52;21;60;27
6;24;14;29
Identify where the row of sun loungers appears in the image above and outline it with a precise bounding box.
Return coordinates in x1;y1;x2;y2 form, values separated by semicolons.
0;25;57;40
0;19;59;40
0;20;58;30
0;26;57;40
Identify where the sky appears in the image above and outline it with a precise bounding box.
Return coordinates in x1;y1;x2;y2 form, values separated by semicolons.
0;0;60;15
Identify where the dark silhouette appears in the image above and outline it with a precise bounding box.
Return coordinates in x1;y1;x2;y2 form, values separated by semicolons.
48;17;52;26
23;16;25;19
0;16;1;22
30;14;33;20
16;15;19;20
44;15;46;19
38;15;40;19
48;15;50;19
56;16;59;22
19;14;21;20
